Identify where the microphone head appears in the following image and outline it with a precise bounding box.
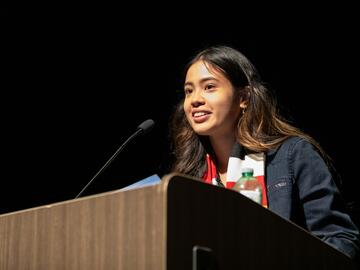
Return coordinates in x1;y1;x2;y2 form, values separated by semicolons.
137;119;155;134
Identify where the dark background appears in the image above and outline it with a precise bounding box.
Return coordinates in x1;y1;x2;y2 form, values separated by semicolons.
1;8;359;226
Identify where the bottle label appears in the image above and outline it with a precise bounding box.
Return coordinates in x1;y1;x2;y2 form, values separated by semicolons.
240;190;262;204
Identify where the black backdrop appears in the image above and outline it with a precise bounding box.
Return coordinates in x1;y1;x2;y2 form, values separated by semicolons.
2;8;359;227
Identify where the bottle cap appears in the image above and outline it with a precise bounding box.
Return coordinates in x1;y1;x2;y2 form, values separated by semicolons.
241;167;254;174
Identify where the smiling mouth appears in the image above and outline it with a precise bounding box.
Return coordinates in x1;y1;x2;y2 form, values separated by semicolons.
192;111;211;123
192;111;211;117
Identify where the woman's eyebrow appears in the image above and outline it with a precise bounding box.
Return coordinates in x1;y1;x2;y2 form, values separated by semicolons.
184;76;219;87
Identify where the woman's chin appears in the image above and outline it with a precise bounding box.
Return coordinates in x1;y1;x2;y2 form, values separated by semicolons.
192;126;212;136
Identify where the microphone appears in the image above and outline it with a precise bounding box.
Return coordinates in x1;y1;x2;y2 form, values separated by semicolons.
75;119;155;199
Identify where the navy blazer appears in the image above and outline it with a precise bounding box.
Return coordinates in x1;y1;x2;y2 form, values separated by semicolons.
266;136;359;262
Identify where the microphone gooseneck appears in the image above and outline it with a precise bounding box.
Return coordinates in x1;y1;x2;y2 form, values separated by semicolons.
75;119;155;199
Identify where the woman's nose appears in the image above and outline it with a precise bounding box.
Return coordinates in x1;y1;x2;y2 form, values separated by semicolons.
191;90;205;107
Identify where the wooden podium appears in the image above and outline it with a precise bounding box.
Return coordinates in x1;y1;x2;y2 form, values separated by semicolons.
0;173;356;269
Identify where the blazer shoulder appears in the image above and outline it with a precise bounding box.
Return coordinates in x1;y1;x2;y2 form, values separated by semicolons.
267;136;305;157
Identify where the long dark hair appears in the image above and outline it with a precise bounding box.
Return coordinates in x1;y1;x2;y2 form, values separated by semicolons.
170;45;330;179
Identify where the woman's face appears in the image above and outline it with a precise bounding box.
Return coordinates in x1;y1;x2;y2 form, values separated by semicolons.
183;60;242;138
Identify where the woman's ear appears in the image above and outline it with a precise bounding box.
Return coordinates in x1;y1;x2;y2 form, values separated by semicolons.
240;100;247;109
239;86;251;109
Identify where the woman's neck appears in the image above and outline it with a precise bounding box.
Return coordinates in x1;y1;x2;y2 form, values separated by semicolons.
209;133;237;174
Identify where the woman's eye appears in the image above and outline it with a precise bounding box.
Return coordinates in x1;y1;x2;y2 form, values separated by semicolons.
184;88;193;95
205;84;215;90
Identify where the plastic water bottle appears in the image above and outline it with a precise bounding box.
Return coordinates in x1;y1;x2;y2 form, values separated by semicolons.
232;168;262;205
